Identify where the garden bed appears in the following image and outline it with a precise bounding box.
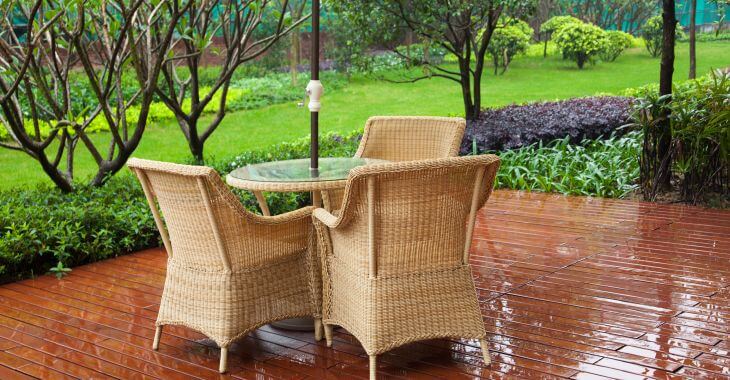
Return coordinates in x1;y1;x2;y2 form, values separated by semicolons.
461;96;634;154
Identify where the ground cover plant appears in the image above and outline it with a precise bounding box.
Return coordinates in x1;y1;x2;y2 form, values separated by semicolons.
495;130;641;198
461;96;633;153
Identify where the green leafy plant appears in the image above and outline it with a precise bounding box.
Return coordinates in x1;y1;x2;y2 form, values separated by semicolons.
493;130;641;198
553;23;607;69
600;30;634;62
630;71;729;203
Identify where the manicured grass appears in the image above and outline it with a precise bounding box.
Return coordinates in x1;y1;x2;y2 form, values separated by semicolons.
2;41;729;190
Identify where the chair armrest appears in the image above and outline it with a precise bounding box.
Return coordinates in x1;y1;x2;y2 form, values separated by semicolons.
251;206;315;225
312;208;340;229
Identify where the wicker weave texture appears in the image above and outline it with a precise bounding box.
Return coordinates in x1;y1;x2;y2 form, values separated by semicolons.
313;155;500;357
127;158;316;348
322;116;466;211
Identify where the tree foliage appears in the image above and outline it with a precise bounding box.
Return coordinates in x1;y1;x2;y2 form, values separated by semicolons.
324;1;405;73
553;22;607;69
330;0;536;120
155;0;309;163
0;0;187;191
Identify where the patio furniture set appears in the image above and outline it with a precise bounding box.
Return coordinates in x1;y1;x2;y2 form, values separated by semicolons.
127;116;501;379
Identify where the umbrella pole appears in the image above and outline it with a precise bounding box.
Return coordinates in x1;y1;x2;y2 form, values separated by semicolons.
308;0;321;174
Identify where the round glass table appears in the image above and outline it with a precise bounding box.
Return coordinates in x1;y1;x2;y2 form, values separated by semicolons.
226;157;387;215
225;157;387;331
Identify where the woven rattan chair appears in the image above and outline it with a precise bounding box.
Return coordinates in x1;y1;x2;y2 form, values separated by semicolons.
127;158;320;373
321;116;466;210
312;155;500;379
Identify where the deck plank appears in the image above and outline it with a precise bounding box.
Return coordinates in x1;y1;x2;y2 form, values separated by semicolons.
0;190;728;379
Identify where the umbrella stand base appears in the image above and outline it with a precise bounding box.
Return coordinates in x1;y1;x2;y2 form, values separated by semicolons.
270;317;316;331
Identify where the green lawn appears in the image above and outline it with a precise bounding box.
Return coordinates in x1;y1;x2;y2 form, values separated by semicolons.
2;41;729;190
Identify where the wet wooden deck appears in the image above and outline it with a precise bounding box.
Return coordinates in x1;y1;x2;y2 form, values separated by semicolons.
0;190;728;379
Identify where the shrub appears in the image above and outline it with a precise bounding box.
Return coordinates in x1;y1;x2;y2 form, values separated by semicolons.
488;24;532;74
0;177;159;283
641;15;686;58
600;30;634;62
630;71;729;202
505;18;534;38
461;96;634;153
553;23;607;69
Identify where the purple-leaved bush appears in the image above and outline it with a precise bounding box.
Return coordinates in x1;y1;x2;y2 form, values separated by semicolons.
460;96;634;154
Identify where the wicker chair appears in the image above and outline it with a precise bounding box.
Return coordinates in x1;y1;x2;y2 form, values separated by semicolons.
127;158;320;373
312;155;500;379
321;116;466;210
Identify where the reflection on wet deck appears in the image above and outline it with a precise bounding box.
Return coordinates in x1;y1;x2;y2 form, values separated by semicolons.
0;190;727;379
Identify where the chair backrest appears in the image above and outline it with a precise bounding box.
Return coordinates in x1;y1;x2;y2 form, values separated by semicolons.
331;155;500;278
355;116;466;161
127;158;294;272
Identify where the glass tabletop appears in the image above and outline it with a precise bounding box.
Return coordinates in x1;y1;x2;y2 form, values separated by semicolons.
228;157;387;183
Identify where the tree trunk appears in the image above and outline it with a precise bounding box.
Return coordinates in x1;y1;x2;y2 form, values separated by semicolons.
657;0;676;190
458;58;475;120
185;116;205;163
543;33;548;58
39;156;74;192
688;0;697;79
290;28;300;85
472;62;482;118
189;132;204;163
405;29;413;67
423;39;430;62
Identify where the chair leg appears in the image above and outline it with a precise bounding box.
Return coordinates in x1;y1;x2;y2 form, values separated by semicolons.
369;354;377;380
152;326;163;350
324;323;333;347
219;347;229;373
314;318;323;341
480;339;491;366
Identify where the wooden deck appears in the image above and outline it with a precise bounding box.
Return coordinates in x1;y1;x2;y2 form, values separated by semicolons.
0;190;728;379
